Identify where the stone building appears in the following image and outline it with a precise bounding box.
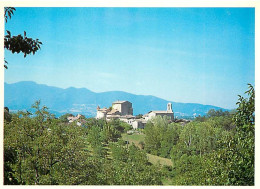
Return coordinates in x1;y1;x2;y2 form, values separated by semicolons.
96;106;110;119
112;101;133;115
96;100;133;119
143;103;174;121
132;119;146;129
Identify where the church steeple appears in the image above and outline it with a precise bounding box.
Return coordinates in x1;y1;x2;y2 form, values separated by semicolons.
167;103;173;113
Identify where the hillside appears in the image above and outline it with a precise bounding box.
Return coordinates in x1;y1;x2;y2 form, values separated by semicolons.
4;81;227;117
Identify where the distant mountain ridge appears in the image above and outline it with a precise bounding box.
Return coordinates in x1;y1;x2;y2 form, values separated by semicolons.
4;81;228;118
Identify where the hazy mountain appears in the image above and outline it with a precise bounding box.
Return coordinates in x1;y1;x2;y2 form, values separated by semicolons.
4;81;228;118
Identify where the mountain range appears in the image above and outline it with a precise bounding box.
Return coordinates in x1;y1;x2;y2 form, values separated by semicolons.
4;81;228;118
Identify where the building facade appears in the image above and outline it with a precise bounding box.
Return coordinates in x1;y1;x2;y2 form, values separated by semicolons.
112;101;133;115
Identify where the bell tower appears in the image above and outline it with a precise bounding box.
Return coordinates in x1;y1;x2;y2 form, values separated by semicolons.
167;102;173;113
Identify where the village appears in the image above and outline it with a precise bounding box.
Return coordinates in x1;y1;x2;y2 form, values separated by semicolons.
67;100;190;129
96;100;174;129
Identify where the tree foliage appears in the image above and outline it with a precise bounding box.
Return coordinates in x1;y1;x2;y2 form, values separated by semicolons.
5;30;42;57
109;143;162;185
144;116;181;158
4;101;93;184
4;7;16;22
4;7;42;69
210;84;255;185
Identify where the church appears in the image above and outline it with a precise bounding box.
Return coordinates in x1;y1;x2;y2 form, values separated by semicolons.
143;103;174;122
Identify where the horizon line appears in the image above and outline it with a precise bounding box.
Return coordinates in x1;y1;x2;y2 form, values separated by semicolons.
4;80;232;110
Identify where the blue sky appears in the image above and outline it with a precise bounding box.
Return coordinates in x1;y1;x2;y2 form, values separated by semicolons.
4;8;255;109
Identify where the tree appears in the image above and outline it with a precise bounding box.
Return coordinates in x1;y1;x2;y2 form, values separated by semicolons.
4;107;12;123
233;84;255;128
207;109;230;118
87;126;107;158
119;121;132;132
144;116;170;156
144;116;181;157
206;84;255;185
170;120;226;185
4;101;97;185
4;7;42;69
230;84;255;185
109;143;162;185
101;120;121;143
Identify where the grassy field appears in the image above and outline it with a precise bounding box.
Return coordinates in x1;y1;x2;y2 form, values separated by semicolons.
122;133;173;167
147;153;173;167
122;133;145;148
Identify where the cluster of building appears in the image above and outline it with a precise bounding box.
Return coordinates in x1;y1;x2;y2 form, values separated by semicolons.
67;114;86;126
96;100;174;129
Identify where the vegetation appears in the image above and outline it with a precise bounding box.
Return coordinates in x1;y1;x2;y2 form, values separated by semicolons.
4;103;161;185
4;85;254;185
143;84;254;185
4;7;42;69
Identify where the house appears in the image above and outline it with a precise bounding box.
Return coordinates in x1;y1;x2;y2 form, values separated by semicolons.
96;106;110;119
132;119;146;129
67;114;82;123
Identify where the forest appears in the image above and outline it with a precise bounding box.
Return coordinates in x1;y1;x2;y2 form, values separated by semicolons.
3;84;255;185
